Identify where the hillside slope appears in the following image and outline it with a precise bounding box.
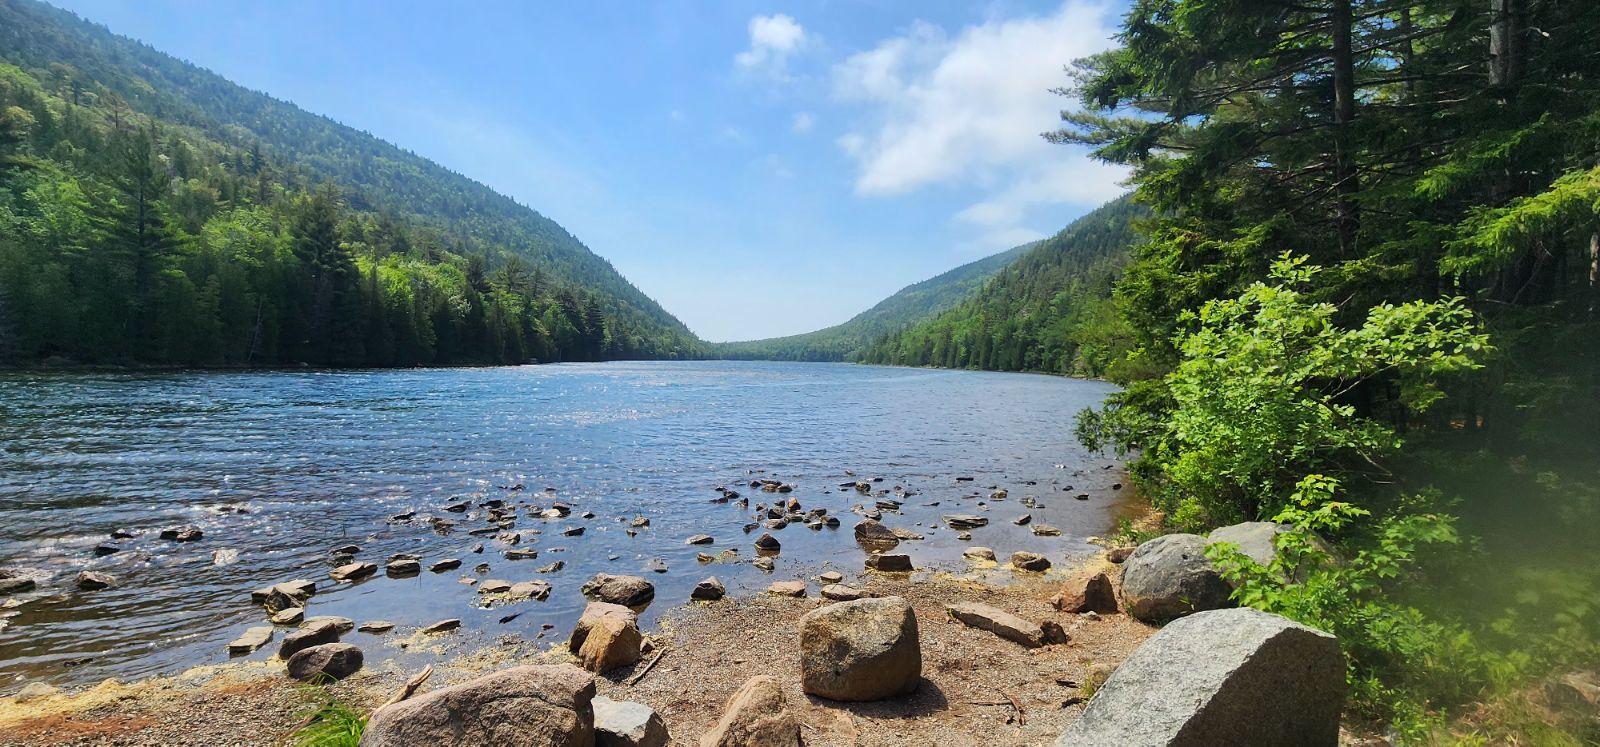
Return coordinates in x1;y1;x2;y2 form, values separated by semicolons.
713;240;1037;361
859;195;1145;376
0;0;698;365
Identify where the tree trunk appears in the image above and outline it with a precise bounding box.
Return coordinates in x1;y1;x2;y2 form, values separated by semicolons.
1331;0;1360;256
1488;0;1524;88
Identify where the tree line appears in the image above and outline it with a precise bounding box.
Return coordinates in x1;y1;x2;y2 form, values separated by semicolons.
857;196;1144;376
0;61;697;367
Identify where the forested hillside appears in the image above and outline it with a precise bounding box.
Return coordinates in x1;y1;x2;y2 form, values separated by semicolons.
859;196;1143;376
712;240;1037;361
1057;0;1600;739
0;0;699;367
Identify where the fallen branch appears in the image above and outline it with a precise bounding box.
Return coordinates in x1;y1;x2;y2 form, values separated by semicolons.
626;648;667;686
1006;691;1027;725
369;664;433;720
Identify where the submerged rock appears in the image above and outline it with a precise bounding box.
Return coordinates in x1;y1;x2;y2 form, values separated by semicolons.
942;515;988;529
160;525;204;542
419;619;461;635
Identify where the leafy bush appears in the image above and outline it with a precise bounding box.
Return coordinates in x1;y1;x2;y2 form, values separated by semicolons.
1081;254;1490;528
1206;475;1477;738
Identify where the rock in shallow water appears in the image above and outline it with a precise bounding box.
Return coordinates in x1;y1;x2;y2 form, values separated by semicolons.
279;619;339;659
227;626;273;655
74;571;116;590
1010;551;1051;572
864;553;912;572
691;577;726;601
581;573;655;608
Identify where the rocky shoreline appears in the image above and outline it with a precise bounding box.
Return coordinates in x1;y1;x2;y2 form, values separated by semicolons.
1;512;1369;746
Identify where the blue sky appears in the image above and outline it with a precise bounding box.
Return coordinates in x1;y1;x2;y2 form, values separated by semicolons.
50;0;1130;341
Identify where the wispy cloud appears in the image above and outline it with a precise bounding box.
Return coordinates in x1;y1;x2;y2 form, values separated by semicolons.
735;14;807;78
791;111;815;133
831;2;1129;252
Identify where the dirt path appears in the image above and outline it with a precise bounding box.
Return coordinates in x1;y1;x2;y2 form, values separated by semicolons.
0;562;1152;746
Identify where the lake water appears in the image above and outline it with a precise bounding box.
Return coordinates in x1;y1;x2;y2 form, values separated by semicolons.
0;361;1130;691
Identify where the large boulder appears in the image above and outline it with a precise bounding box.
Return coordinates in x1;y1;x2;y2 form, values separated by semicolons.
799;596;921;701
581;574;655;608
1119;534;1233;623
1054;608;1344;746
360;664;596;747
593;696;668;747
287;643;364;682
1207;521;1337;581
699;675;799;747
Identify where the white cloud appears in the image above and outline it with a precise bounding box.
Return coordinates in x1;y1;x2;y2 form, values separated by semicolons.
791;111;815;133
735;14;807;77
669;109;685;122
832;2;1129;242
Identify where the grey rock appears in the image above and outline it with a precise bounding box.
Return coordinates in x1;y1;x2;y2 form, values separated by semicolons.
1120;534;1234;623
287;642;364;682
799;596;920;701
358;620;395;634
580;573;655;608
686;534;714;545
227;626;274;655
1207;521;1337;581
279;619;340;659
303;615;355;633
360;664;596;746
386;559;421;576
160;525;203;542
962;547;996;562
430;558;461;572
1054;608;1344;746
753;533;781;552
593;696;668;747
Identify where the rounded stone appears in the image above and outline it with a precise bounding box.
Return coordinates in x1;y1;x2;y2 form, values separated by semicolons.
799;596;921;701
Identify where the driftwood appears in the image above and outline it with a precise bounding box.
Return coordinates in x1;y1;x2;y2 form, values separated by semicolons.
368;664;433;720
625;648;667;686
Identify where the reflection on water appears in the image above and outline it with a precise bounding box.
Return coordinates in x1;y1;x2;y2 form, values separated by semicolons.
0;361;1128;691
